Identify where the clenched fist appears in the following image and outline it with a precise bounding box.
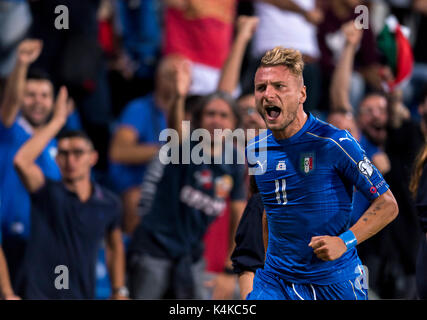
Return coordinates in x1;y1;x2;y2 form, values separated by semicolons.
308;235;347;261
17;39;43;65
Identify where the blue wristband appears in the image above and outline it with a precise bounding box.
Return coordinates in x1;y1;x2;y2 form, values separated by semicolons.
339;230;357;250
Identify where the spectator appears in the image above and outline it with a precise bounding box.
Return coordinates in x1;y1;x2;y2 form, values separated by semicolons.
328;20;423;298
13;87;127;299
29;0;113;175
329;22;391;176
108;55;189;235
202;17;260;298
317;0;387;110
163;0;237;95
409;141;427;299
127;60;247;300
0;39;61;295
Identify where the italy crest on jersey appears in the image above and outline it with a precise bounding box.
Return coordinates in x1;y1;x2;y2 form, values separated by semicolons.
300;153;315;174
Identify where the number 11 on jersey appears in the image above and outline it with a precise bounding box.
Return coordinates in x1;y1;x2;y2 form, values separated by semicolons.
275;179;287;205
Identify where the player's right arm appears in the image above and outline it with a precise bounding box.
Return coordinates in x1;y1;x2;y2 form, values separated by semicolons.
0;39;43;128
14;87;68;193
349;189;398;245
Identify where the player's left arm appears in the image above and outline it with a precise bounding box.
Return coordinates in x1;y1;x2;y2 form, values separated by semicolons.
309;131;398;261
105;227;128;299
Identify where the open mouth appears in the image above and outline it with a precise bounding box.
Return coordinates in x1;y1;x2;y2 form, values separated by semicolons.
265;105;281;120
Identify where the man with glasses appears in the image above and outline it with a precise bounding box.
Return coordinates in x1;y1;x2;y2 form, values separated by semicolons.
13;87;127;299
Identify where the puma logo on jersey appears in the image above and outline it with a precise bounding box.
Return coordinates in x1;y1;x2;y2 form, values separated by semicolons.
339;137;351;142
256;160;267;171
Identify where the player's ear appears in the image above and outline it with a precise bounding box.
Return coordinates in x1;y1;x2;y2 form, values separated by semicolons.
299;85;307;104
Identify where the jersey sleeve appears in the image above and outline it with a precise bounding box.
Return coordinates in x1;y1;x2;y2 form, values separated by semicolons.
331;130;389;201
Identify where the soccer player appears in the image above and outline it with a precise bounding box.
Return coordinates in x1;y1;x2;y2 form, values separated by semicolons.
245;47;398;300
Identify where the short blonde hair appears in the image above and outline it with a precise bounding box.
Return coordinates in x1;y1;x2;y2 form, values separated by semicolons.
260;46;304;79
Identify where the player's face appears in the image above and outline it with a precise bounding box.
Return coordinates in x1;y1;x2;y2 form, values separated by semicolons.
22;80;54;128
237;94;266;131
357;95;388;145
56;138;98;183
254;65;306;133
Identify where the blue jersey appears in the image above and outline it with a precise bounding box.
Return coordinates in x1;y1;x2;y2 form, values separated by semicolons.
0;116;61;239
246;113;389;285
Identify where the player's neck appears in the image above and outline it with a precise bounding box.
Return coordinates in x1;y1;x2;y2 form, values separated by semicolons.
272;110;308;141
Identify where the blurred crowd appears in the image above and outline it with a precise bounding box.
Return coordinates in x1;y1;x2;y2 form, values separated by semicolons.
0;0;426;300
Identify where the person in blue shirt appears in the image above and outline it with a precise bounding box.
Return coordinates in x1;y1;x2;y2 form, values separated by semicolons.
245;46;398;300
0;39;61;294
13;87;128;299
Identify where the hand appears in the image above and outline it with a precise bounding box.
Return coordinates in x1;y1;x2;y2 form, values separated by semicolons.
342;21;363;47
205;273;237;300
304;8;324;25
17;39;43;65
52;86;69;124
308;235;347;261
172;58;192;99
236;16;259;42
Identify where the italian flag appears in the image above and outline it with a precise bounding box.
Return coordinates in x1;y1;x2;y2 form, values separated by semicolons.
377;16;414;91
302;156;313;174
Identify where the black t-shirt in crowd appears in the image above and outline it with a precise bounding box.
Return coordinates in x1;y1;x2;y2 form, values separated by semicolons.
128;148;247;262
20;179;121;299
231;193;265;274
